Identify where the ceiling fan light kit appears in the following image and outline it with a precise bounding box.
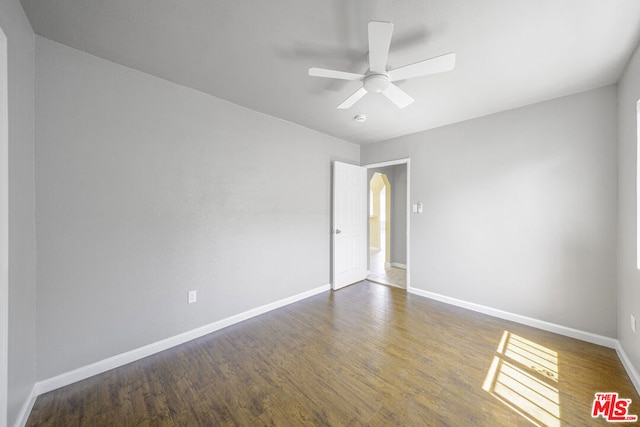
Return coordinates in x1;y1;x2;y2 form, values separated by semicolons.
308;21;456;110
363;74;390;93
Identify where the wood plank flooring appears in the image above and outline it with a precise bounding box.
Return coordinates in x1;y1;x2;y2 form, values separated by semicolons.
27;281;639;426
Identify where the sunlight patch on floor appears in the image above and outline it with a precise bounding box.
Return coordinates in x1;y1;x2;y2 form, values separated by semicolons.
483;331;560;427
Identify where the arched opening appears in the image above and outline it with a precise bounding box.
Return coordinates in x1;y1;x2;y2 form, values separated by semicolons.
369;172;390;263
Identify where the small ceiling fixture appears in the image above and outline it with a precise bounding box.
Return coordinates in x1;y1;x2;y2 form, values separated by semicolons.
354;114;367;122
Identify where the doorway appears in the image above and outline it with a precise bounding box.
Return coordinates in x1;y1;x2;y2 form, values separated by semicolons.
365;160;409;289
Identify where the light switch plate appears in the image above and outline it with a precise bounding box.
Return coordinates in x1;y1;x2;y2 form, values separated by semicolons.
188;290;197;304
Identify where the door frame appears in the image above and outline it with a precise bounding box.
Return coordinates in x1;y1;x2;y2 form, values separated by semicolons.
0;23;9;426
363;158;411;290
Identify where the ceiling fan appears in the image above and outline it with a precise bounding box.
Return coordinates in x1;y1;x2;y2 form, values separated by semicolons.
308;21;456;109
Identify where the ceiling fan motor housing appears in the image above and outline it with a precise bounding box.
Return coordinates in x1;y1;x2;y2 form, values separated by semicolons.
364;74;390;93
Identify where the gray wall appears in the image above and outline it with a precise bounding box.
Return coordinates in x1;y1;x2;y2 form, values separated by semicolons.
0;1;36;426
391;164;407;265
367;164;407;266
362;86;618;337
618;40;640;371
35;37;359;380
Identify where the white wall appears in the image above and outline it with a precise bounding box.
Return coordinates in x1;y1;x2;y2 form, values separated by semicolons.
618;40;640;372
0;1;36;426
362;86;618;337
35;37;359;380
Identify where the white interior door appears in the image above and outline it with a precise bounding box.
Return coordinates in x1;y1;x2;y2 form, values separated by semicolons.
332;161;367;290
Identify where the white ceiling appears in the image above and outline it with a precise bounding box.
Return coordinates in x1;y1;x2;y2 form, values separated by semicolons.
20;0;640;144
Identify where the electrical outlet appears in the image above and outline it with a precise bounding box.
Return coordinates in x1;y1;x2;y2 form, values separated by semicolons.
632;315;636;334
188;290;197;304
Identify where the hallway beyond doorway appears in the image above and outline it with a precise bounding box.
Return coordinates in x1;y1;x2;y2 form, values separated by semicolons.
367;248;406;288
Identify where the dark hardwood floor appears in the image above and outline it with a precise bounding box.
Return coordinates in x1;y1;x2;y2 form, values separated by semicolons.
27;281;639;426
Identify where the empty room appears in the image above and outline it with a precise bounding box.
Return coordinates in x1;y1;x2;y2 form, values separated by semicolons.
4;0;640;425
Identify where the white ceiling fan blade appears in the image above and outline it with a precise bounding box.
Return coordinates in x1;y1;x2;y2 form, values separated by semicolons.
388;52;456;82
308;67;365;81
368;21;394;73
337;87;367;109
382;83;414;108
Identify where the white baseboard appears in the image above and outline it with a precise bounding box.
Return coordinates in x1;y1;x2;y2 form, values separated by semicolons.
616;342;640;395
390;262;407;269
407;286;617;349
13;385;37;427
31;284;330;401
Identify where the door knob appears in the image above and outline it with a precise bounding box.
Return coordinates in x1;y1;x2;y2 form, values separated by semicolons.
335;229;342;234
